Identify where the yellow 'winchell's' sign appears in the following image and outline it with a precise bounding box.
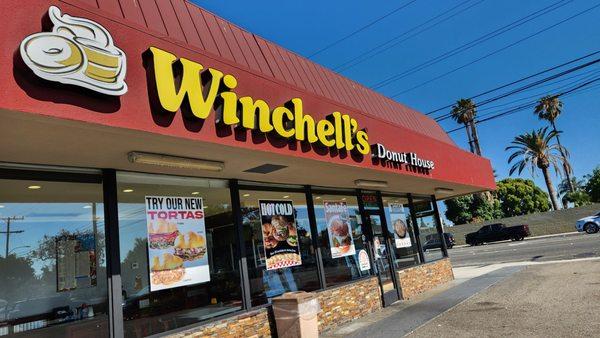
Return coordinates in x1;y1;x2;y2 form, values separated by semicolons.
148;47;370;155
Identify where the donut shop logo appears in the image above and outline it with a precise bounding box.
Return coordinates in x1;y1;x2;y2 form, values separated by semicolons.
20;6;127;96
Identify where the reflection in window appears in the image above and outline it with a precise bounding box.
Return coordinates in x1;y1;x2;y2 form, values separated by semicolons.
0;178;108;337
382;196;420;270
413;198;444;262
240;190;319;306
116;173;241;337
312;194;370;287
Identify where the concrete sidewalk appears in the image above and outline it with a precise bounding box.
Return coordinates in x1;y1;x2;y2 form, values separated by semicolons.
322;266;523;338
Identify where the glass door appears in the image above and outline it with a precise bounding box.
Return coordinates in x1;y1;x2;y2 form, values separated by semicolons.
364;209;399;306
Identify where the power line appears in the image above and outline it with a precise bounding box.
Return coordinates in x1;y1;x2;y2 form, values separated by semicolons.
1;216;25;258
425;49;600;116
370;0;571;89
445;75;600;133
477;67;600;113
333;0;480;72
435;56;600;122
390;2;600;98
307;0;418;59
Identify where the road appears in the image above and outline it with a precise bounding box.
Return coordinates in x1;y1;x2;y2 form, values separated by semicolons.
449;232;600;267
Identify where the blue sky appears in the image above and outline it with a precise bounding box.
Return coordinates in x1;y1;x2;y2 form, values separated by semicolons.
196;0;600;193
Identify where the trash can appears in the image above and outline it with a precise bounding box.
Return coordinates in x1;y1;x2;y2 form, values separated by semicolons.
272;291;320;338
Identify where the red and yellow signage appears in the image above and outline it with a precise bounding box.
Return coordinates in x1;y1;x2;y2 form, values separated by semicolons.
148;47;370;155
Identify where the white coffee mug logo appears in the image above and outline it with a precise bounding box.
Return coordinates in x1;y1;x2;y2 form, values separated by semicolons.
20;6;127;96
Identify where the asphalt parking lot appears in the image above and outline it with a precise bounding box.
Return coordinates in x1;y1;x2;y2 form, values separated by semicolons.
448;232;600;267
408;260;600;337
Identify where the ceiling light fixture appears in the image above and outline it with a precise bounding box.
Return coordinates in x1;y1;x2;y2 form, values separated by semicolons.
434;187;454;194
315;196;321;200
128;151;224;172
123;189;134;193
354;179;388;188
28;185;42;190
283;195;290;199
242;193;250;197
83;205;92;209
191;192;200;195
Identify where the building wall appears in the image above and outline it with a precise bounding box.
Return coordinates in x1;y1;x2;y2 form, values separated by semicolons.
397;258;454;299
167;277;381;337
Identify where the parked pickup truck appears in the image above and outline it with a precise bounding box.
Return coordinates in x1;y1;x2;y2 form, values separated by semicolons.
465;223;530;246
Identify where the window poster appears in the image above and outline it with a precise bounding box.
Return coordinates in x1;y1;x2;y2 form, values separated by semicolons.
145;196;209;291
389;203;412;248
56;233;97;292
324;201;356;258
259;200;302;270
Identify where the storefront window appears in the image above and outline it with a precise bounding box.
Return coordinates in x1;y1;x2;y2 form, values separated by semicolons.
413;198;444;262
116;173;241;337
382;196;420;270
0;177;108;337
312;193;370;287
239;189;319;306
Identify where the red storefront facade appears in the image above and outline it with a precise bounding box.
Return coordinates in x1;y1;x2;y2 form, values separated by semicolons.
0;1;495;337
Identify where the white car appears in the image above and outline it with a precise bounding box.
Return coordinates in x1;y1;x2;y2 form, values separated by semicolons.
576;212;600;234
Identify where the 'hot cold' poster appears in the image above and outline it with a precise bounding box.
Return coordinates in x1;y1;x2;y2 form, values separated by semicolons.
259;200;302;270
145;196;209;291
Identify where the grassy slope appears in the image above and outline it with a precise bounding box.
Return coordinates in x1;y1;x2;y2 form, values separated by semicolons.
447;203;600;245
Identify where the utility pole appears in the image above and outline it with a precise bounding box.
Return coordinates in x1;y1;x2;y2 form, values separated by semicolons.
1;216;25;258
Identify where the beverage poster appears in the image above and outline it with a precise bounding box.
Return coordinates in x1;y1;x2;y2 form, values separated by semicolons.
389;203;412;248
145;196;209;291
324;201;356;258
259;200;302;270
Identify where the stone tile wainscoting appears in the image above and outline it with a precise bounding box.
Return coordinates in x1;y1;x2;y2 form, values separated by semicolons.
396;258;454;300
167;277;381;337
316;277;382;332
166;308;273;338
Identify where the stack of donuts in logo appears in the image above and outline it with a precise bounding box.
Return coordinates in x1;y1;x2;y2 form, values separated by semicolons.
20;6;127;96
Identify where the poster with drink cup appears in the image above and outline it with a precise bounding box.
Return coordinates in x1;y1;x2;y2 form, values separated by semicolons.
145;196;210;291
259;200;302;270
324;201;356;258
389;203;412;248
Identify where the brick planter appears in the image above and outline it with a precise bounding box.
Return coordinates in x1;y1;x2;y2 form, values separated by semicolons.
396;258;454;300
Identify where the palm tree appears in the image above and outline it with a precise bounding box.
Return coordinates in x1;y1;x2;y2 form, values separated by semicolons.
506;127;570;211
450;98;481;155
558;177;585;197
534;95;574;192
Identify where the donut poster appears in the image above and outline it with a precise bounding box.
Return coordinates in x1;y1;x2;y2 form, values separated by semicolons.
145;196;210;291
259;200;302;270
324;201;356;258
389;203;412;248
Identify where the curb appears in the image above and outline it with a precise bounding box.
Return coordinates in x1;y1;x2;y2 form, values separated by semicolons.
452;231;583;248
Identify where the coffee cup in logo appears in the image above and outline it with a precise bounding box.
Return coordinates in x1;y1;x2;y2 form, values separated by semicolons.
75;37;123;83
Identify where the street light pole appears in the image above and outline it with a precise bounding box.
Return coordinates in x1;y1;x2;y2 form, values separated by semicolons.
1;216;25;257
